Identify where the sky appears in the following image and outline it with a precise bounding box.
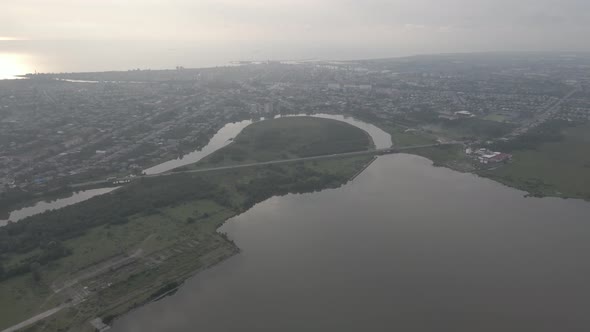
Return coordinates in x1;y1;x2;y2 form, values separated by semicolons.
1;0;589;76
2;0;590;53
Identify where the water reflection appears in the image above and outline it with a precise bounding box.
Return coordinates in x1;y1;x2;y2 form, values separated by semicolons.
0;187;119;226
112;154;590;332
143;120;254;175
0;53;33;79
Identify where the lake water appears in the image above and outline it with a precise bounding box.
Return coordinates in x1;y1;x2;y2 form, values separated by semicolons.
111;154;590;332
0;114;390;224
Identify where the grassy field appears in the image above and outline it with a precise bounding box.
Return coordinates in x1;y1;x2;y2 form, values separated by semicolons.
0;117;374;331
382;124;438;147
479;123;590;199
406;144;476;173
189;117;373;169
422;118;515;141
483;113;511;123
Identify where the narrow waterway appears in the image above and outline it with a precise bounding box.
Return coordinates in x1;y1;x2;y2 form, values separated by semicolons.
0;114;390;224
0;187;119;227
112;154;590;332
142;120;254;175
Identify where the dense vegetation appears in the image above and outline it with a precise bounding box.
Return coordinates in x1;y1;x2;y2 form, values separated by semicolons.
0;175;223;280
0;159;361;274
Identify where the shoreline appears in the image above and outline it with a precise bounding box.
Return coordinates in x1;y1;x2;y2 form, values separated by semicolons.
0;117;375;332
103;155;378;330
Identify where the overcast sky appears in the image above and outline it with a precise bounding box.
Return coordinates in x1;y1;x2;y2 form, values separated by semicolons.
2;0;590;54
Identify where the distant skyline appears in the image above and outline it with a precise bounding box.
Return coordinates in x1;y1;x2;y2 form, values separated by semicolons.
2;0;590;54
2;0;590;78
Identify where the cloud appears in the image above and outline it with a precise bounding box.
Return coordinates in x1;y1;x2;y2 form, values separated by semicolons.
0;0;589;53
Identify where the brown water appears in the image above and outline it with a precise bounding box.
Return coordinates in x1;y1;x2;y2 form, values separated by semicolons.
111;154;590;332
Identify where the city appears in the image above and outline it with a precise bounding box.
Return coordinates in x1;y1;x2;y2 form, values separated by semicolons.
2;53;589;208
1;53;590;332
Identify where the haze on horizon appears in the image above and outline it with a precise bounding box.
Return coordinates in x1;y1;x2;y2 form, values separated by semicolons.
2;0;590;55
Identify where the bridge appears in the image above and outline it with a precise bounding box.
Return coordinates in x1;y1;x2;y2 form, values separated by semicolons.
70;142;462;188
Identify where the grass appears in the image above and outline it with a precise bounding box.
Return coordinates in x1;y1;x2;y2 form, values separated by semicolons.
483;113;511;123
4;195;242;331
188;117;373;169
406;144;476;172
0;274;60;329
478;123;590;199
381;124;438;147
0;199;230;330
423;118;515;141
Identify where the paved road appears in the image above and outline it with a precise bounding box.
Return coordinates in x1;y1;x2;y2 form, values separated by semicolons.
71;142;460;186
147;143;461;177
1;303;70;332
508;88;578;138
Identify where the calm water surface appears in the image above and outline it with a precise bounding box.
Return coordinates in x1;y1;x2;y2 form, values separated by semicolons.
112;154;590;332
0;187;118;227
143;120;254;175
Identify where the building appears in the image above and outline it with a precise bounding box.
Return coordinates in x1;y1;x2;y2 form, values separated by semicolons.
478;152;512;164
454;110;474;118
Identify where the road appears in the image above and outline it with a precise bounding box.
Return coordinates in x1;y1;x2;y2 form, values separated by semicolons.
508;88;578;138
52;249;144;293
146;142;460;178
1;303;70;332
72;142;460;187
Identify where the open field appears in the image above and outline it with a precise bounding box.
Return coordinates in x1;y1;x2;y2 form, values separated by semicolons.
382;124;438;147
190;117;373;169
404;144;476;173
0;117;374;332
422;118;515;141
479;123;590;200
0;273;61;330
483;113;512;123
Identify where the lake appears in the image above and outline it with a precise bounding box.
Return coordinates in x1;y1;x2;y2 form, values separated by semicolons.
112;154;590;332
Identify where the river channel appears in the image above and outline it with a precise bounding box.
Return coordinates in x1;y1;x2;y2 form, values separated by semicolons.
0;114;391;225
